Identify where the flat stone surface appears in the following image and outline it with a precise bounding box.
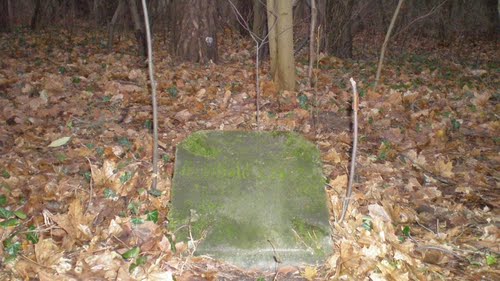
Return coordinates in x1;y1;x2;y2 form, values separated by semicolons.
169;131;332;269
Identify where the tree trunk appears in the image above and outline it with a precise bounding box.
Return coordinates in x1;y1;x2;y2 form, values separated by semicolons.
7;0;13;30
267;0;278;77
267;0;295;91
486;0;498;37
128;0;147;57
438;0;454;42
253;0;265;36
0;0;10;32
31;0;42;30
377;0;387;29
108;0;126;51
326;0;354;58
172;0;218;63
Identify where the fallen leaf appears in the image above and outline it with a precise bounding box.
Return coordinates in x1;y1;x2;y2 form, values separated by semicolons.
174;109;192;122
48;136;71;147
368;204;392;222
329;174;347;189
435;159;454;178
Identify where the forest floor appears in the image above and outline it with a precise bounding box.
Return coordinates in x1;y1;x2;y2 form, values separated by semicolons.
0;26;498;280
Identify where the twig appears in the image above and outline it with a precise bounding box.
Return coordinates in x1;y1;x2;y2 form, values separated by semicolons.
399;153;455;186
415;245;467;261
267;239;281;281
340;78;359;222
85;157;93;214
374;0;405;88
19;254;52;269
141;0;159;190
415;219;436;234
312;25;321;130
112;235;129;248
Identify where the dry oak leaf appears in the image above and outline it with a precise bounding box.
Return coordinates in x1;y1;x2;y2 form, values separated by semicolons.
471;91;491;107
84;250;123;274
368;204;392;223
90;159;118;187
405;150;427;167
330;174;347;190
35;238;64;267
434;159;454;178
220;90;232;109
324;148;342;164
50;199;96;242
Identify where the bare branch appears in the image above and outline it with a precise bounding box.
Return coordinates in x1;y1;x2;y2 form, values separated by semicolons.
141;0;159;190
340;78;359;222
392;0;449;39
374;0;405;88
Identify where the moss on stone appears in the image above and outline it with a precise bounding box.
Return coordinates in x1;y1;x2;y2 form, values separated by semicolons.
180;131;219;158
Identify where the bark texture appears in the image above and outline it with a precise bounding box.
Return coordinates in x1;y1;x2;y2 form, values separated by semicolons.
325;0;354;58
267;0;295;91
172;0;218;63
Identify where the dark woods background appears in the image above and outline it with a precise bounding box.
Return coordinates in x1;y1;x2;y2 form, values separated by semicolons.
0;0;498;61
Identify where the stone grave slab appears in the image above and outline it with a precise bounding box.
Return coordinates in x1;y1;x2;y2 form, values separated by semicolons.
169;131;332;269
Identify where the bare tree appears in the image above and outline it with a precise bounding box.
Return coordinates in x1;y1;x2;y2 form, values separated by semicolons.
374;0;405;88
227;0;276;128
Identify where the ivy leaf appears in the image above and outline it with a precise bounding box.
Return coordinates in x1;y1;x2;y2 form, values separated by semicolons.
362;217;373;231
120;171;132;184
0;208;14;219
122;246;140;260
486;254;497;266
128;201;140;215
167;86;178;98
135;255;147;266
146;210;159;223
298;94;308;109
144;119;152;130
117;137;131;147
26;225;39;244
402;225;411;237
104;188;118;200
0;195;6;206
3;239;21;256
131;217;144;225
0;218;20;228
148;188;162;197
451;118;461;130
14;210;27;219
